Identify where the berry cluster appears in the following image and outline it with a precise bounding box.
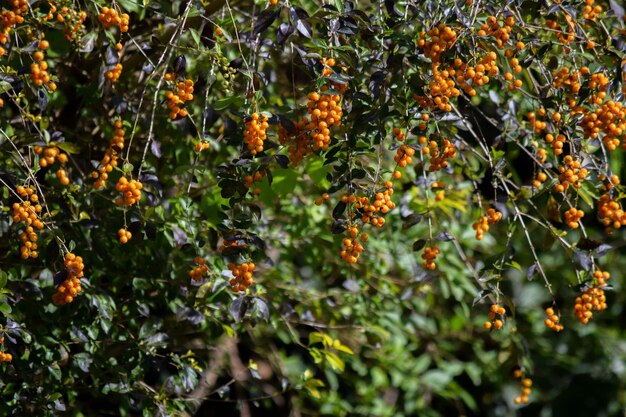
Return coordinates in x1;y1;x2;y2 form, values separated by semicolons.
544;307;564;332
98;7;130;32
483;303;506;330
563;207;584;229
0;0;28;57
189;257;208;281
34;145;67;168
527;110;548;135
165;78;194;120
472;208;502;240
532;171;548;189
415;24;460;109
194;141;210;152
581;100;626;151
117;227;132;244
582;0;602;20
228;262;255;292
52;252;84;305
115;177;142;206
105;63;123;83
597;193;625;233
314;192;330;206
278;118;311;166
479;15;515;49
0;345;12;363
546;14;575;45
55;5;88;41
555;156;588;193
421;245;440;270
243;113;269;155
307;88;343;151
593;269;610;286
394;144;415;168
30;41;56;90
544;132;566;156
512;372;533;405
422;136;456;171
12;186;44;259
340;226;366;264
34;145;70;185
574;286;607;324
92;120;125;189
356;187;396;227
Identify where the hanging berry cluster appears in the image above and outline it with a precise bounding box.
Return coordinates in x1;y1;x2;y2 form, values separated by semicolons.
421;245;440;271
563;207;584;229
243;113;269;155
0;336;12;363
117;227;132;244
115;177;142;206
422;136;456;172
574;286;607;324
306;87;343;151
189;257;208;281
30;39;56;91
97;7;130;32
244;170;266;196
483;303;506;330
544;307;564;332
512;371;533;405
555;156;588;193
92;120;125;189
472;208;502;240
228;262;255;292
0;0;28;57
34;145;70;185
52;252;84;305
12;186;44;259
340;225;367;264
165;77;194;120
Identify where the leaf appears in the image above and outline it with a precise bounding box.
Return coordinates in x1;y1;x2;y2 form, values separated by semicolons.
572;249;593;271
296;19;313;38
412;239;426;252
253;9;280;36
230;295;248;322
274;154;289;168
56;142;80;154
73;352;93;373
593;244;613;258
332;201;347;219
332;339;353;355
37;88;48;111
290;6;312;38
403;213;424;229
0;81;12;94
253;298;269;321
527;262;537;281
276;23;294;45
0;303;12;316
173;55;187;75
309;332;332;348
323;351;345;372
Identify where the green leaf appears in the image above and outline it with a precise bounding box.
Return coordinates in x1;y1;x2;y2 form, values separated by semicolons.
0;303;12;315
323;351;345;372
56;142;80;154
309;332;333;348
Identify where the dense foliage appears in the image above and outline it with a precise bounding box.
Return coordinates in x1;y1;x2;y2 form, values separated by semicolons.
2;0;626;415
